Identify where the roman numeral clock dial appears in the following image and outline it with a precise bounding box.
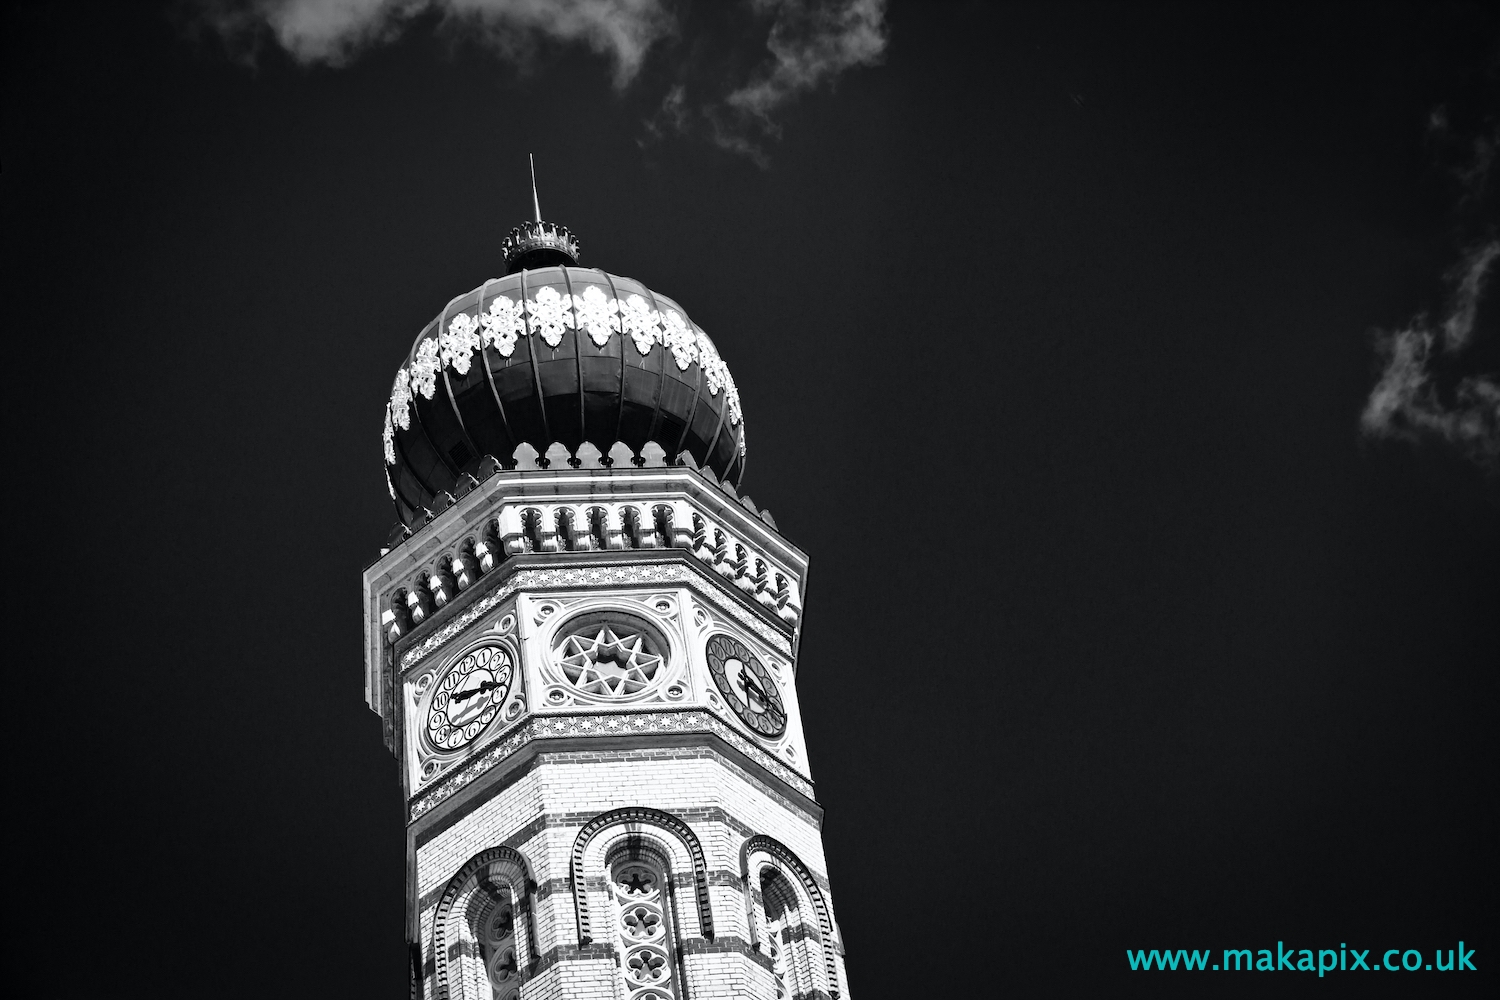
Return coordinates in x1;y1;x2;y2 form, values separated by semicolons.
705;634;787;739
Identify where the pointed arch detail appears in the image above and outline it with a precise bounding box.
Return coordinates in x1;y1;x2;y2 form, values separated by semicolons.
571;806;713;945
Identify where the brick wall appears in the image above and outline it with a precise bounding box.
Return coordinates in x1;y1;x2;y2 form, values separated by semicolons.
413;744;847;999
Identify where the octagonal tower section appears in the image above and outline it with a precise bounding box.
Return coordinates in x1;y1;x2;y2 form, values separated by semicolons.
361;450;848;1000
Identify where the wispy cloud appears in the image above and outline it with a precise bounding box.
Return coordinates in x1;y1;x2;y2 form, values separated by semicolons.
721;0;887;135
648;0;886;164
1361;239;1500;472
1360;114;1500;475
1429;106;1497;206
196;0;676;86
194;0;887;163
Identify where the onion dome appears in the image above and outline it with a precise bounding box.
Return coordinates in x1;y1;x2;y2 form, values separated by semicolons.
381;224;746;526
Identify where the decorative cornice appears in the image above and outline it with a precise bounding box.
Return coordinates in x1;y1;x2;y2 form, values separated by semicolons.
409;708;815;821
379;461;789;565
399;559;792;672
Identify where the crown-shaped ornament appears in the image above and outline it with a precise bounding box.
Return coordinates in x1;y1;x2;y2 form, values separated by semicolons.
501;219;580;273
501;156;580;273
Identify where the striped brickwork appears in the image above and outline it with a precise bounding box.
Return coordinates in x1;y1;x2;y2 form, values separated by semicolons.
410;744;847;999
414;746;846;995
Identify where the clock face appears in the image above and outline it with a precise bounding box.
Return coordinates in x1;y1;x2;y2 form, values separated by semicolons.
424;645;514;752
704;634;786;738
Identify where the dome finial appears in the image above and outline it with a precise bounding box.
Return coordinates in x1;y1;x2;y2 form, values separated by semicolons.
501;155;579;273
530;152;542;223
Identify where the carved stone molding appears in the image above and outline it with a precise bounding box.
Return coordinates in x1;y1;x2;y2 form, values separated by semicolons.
399;559;792;672
408;708;816;822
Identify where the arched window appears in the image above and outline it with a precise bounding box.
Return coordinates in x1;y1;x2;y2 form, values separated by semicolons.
571;807;713;999
759;869;802;999
741;836;841;998
432;846;536;1000
571;806;713;947
467;884;521;1000
610;848;679;1000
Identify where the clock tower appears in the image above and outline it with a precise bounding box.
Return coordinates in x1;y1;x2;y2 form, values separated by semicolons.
361;216;851;999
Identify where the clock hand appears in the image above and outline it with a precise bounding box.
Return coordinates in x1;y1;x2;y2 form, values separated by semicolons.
451;680;501;704
737;670;768;706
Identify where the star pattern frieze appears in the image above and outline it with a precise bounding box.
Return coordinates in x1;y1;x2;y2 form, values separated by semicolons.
409;709;814;820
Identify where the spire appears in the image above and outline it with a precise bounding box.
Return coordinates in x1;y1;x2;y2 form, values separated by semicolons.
501;155;580;274
530;153;542;223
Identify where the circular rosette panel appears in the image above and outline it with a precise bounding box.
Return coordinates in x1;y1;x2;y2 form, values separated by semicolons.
620;902;665;943
483;901;520;997
612;861;675;1000
487;950;519;993
423;644;515;753
550;612;670;702
704;634;786;738
625;946;673;991
615;863;662;900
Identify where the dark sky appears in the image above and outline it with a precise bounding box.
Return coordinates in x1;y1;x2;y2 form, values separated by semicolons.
6;2;1497;996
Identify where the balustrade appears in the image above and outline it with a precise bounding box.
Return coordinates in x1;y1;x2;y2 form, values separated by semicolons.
382;488;801;645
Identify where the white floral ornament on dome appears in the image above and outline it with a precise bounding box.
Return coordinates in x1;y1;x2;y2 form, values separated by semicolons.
571;285;618;348
382;406;396;464
385;283;748;452
410;337;442;400
390;368;413;430
619;294;660;356
697;332;725;395
724;376;742;426
660;310;697;371
480;294;525;357
440;313;481;375
526;286;572;348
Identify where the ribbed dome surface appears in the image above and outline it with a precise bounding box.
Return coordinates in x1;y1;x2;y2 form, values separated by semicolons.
383;266;746;526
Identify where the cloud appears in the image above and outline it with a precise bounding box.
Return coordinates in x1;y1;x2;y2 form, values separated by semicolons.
194;0;888;163
723;0;887;130
643;83;687;138
1428;105;1498;206
197;0;676;85
1361;240;1500;472
646;0;887;164
1360;114;1500;476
